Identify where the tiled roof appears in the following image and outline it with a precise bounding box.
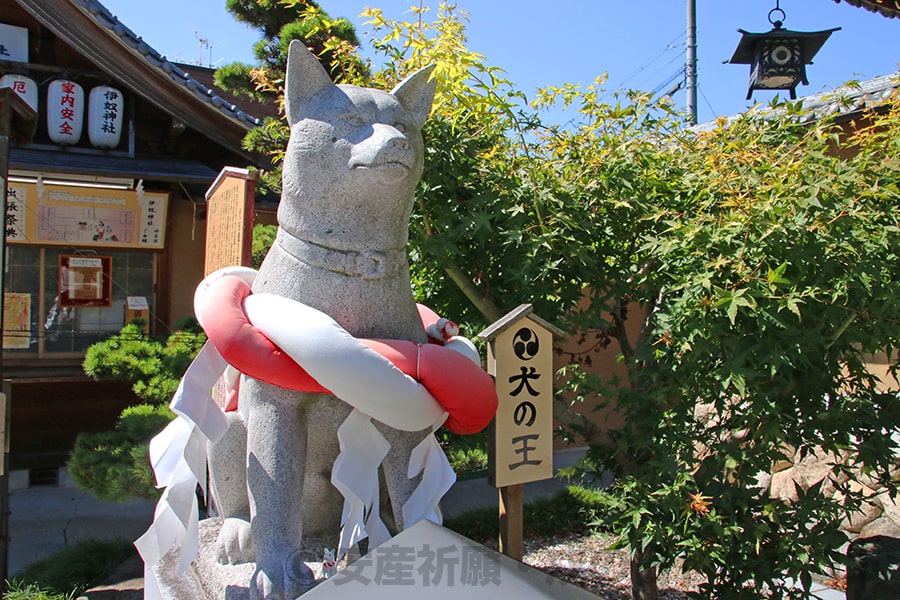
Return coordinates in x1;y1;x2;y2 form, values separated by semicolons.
834;0;900;18
695;70;899;130
76;0;263;128
178;63;281;122
794;70;900;119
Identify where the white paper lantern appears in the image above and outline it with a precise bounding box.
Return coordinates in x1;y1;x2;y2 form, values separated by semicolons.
47;79;84;145
0;74;38;112
88;85;124;149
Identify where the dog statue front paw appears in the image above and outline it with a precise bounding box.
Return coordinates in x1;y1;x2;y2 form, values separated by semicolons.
216;517;254;565
250;550;314;600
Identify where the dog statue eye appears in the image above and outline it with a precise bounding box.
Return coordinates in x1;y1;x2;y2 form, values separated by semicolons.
393;122;408;134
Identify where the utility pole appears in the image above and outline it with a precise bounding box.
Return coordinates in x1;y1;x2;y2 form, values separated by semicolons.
686;0;698;125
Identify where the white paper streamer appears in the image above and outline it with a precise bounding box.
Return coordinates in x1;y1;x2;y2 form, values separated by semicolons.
135;343;229;599
403;426;456;527
332;409;392;558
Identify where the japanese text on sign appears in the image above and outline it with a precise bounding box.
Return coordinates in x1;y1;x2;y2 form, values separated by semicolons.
506;327;549;473
6;185;25;240
204;168;256;275
5;181;167;249
486;311;555;488
56;81;78;138
333;543;501;587
0;23;29;62
101;88;120;134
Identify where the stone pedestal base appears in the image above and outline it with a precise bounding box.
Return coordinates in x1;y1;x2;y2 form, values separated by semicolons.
154;518;332;599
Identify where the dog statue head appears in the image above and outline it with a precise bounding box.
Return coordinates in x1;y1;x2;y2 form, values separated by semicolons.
279;41;437;253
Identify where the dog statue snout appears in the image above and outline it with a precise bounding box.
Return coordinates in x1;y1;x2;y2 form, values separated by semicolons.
381;124;410;151
350;123;417;172
370;122;410;153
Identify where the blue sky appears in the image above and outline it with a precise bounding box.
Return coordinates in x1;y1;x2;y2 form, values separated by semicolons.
101;0;899;125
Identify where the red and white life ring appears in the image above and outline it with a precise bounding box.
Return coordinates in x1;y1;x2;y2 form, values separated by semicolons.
193;266;497;434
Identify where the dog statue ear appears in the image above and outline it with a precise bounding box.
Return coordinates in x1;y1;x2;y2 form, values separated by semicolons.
391;64;437;130
284;39;335;126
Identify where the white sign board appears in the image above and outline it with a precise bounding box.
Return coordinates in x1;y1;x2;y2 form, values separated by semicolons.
126;296;149;310
0;23;29;63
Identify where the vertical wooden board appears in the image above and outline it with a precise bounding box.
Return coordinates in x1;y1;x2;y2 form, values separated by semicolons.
490;318;554;488
498;483;524;560
204;169;256;275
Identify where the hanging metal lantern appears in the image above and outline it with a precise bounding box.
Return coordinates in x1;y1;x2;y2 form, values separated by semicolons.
88;85;124;149
47;79;84;145
727;2;840;100
0;73;38;112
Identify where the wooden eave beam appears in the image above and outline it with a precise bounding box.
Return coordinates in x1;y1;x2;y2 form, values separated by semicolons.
16;0;258;163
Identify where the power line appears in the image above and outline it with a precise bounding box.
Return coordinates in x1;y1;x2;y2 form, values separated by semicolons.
637;51;688;94
606;31;687;94
698;85;719;122
652;67;686;97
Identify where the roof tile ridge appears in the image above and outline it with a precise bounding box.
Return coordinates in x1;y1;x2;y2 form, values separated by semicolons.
77;0;264;128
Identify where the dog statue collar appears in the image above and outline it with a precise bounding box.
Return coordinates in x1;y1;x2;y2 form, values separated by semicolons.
276;228;406;279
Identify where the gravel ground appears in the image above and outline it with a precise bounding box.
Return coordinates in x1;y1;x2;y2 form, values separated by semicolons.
515;532;849;599
514;532;706;599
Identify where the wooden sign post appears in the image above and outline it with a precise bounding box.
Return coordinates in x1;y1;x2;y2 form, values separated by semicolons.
479;304;563;560
204;167;257;276
204;167;257;415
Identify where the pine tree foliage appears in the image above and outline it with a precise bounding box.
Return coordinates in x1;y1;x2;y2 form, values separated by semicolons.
69;324;205;501
215;0;367;192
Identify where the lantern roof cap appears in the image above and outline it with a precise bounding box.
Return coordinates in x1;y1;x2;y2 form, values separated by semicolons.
727;26;841;65
477;304;565;342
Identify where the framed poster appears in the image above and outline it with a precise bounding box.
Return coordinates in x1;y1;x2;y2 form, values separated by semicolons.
2;292;31;349
58;255;112;307
5;181;168;249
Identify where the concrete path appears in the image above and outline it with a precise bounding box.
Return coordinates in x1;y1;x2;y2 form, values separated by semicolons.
8;479;156;578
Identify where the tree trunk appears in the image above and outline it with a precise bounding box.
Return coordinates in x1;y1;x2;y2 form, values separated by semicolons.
631;547;660;600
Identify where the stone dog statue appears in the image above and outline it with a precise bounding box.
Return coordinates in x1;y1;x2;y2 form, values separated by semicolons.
206;40;439;599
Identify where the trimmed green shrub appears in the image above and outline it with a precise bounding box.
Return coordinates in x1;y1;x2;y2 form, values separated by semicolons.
67;404;173;501
444;485;606;542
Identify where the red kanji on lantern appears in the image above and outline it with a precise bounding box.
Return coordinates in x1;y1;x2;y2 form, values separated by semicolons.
47;79;84;145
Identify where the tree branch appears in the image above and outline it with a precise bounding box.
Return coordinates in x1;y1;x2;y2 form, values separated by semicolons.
612;298;633;362
442;262;503;323
420;211;503;323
